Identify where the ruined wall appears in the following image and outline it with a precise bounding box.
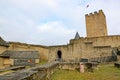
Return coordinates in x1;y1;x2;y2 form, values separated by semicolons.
0;58;4;68
49;35;120;62
0;36;120;63
8;42;33;51
49;44;83;62
0;42;49;68
0;46;7;54
70;35;120;59
8;42;49;61
29;45;49;61
49;45;68;61
85;10;108;37
0;46;8;68
3;58;12;67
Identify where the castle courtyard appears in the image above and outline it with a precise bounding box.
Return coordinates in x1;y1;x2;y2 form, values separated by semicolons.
51;64;120;80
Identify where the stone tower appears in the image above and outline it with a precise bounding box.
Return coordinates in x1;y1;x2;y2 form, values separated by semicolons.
85;10;108;37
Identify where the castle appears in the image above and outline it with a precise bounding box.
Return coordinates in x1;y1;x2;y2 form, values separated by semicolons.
0;10;120;68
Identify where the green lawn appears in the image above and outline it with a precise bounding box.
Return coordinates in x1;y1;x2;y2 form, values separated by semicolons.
50;64;120;80
39;60;48;65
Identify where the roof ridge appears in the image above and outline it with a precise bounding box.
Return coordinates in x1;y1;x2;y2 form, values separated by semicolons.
0;36;9;47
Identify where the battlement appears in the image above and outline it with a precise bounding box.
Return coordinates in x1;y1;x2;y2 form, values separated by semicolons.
85;10;105;17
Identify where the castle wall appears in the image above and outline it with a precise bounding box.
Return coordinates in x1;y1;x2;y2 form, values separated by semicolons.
49;35;120;62
0;58;4;68
3;58;12;67
29;45;49;61
49;44;83;62
49;45;68;61
70;35;120;59
0;46;7;54
1;35;119;66
0;36;119;65
0;46;8;68
8;42;49;61
0;42;49;68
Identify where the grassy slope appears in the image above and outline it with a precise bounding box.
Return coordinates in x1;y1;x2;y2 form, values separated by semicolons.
51;64;120;80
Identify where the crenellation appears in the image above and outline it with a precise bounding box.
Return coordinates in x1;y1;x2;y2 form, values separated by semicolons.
94;11;98;14
86;11;98;17
85;10;105;19
99;9;103;13
98;10;105;17
94;11;98;16
89;13;93;16
85;14;89;17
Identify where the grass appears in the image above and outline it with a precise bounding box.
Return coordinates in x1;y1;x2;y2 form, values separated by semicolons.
26;60;48;68
39;60;48;65
50;64;120;80
0;60;48;76
0;70;14;76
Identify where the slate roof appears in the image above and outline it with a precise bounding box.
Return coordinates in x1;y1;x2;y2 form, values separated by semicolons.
74;32;80;39
0;50;13;58
0;37;9;47
0;50;39;59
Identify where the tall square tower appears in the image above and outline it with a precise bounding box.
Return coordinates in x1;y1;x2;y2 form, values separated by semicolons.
85;10;108;37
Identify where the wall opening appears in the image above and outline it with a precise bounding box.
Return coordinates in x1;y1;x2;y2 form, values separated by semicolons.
57;50;62;59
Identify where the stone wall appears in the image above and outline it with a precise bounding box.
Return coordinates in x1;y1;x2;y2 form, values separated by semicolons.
0;61;59;80
0;46;8;68
0;46;7;54
49;35;120;62
0;42;49;68
70;35;120;58
49;45;68;61
0;35;120;67
8;42;49;61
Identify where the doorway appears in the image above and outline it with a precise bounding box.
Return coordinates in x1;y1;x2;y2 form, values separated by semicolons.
57;50;62;59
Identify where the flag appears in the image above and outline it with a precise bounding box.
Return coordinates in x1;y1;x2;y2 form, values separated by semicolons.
86;5;89;8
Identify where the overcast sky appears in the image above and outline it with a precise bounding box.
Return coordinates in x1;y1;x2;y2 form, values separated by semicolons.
0;0;120;46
